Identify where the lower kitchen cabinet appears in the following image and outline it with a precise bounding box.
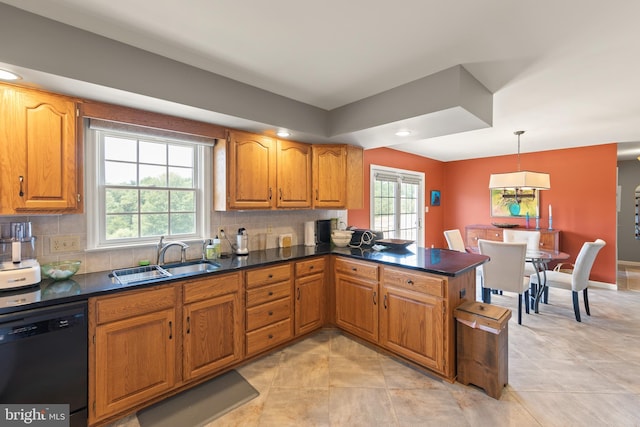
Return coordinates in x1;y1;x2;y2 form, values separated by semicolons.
294;257;325;336
334;257;379;343
245;263;293;356
89;285;178;423
182;272;243;381
380;268;445;372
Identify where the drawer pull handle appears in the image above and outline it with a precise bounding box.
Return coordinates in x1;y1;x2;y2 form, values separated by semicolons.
268;291;274;296
297;288;301;300
186;316;190;334
352;267;357;271
268;334;274;339
168;321;173;340
373;291;377;305
384;294;388;309
18;176;24;197
268;274;273;279
268;311;273;316
407;280;414;285
309;266;314;270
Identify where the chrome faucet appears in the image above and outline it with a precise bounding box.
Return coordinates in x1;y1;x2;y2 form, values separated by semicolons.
156;236;189;265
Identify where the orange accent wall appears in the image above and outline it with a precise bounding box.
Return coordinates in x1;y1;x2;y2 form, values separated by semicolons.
349;144;617;284
349;147;446;252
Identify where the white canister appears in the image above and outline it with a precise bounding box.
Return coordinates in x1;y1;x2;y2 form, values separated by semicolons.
304;221;315;246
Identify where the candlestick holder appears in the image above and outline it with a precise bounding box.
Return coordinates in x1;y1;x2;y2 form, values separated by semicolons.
535;216;540;229
548;216;553;230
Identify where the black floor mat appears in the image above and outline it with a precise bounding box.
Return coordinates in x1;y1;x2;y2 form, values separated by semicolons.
137;370;259;427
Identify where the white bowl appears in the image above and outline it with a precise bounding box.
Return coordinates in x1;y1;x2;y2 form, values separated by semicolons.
331;236;352;247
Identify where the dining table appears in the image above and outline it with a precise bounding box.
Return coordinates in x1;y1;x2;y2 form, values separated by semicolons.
468;246;569;313
525;249;570;312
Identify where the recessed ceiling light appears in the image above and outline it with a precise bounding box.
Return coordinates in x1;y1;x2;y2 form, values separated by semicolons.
395;130;411;137
277;130;291;137
0;69;20;80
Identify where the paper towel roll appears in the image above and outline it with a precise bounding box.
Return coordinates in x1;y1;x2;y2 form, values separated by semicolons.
304;221;315;246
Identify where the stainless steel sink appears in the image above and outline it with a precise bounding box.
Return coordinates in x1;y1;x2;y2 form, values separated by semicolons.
112;265;171;285
163;260;220;277
112;260;221;285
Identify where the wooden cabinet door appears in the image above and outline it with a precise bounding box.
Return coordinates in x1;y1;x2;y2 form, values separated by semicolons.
312;144;346;208
380;284;444;372
335;273;378;343
7;86;80;212
295;272;325;335
277;139;312;208
94;308;176;420
183;292;243;380
227;130;276;209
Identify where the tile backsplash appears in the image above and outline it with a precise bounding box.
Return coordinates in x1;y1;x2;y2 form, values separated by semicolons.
0;209;347;274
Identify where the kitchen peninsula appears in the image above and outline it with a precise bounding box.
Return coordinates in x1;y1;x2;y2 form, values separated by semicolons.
2;245;487;426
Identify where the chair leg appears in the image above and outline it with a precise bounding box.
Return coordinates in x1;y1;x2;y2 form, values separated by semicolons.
572;291;581;322
583;288;590;316
517;293;522;325
524;290;530;314
482;287;492;304
543;286;549;304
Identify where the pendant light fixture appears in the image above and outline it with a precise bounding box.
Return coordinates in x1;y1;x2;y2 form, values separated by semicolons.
489;130;550;191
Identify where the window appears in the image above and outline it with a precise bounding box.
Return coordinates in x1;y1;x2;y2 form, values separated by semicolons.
370;165;424;245
86;119;212;249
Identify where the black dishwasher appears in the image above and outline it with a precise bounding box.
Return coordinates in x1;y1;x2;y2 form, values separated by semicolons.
0;300;88;427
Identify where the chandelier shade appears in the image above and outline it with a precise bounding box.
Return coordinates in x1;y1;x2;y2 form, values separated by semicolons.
488;170;550;190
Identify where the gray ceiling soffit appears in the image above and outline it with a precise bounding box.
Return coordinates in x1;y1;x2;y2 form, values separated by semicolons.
327;65;493;142
0;3;493;146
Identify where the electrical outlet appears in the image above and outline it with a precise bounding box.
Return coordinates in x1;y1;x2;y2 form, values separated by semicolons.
50;236;81;253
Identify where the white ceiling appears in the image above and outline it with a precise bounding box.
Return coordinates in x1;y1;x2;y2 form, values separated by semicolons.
3;0;640;161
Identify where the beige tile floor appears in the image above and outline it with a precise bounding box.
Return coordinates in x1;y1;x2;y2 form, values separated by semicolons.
109;285;640;427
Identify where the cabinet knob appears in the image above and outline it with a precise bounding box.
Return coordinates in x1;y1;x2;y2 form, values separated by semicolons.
268;334;274;339
268;311;273;316
407;279;414;285
268;291;274;296
268;274;273;279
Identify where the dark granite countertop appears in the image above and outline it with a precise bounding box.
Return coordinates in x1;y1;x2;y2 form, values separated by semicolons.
0;244;487;316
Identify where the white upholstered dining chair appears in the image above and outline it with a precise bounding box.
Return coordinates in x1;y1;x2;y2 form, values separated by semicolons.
478;239;529;324
502;229;541;276
529;239;606;322
444;229;466;252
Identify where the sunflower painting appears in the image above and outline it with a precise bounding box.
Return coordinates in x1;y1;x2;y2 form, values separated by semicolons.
490;189;539;218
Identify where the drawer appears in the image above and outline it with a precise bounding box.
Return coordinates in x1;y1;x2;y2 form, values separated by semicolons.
465;228;485;247
295;257;325;277
383;267;445;297
94;285;176;324
183;272;241;304
246;298;291;331
246;319;292;356
485;229;504;241
334;257;378;282
246;264;291;289
246;281;291;307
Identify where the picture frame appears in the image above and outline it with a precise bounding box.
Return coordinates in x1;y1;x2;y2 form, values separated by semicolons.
490;189;539;218
430;190;441;206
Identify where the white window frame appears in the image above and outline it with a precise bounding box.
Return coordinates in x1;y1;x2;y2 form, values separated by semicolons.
370;165;425;247
86;120;212;250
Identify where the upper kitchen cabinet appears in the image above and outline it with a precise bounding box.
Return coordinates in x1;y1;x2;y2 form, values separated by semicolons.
276;139;312;208
215;130;276;210
0;83;82;213
214;130;312;210
312;144;363;209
